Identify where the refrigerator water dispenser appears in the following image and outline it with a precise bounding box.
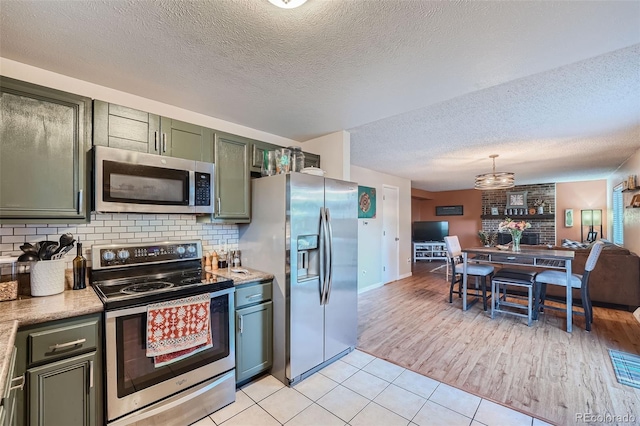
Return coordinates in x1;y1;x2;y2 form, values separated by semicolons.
297;235;319;279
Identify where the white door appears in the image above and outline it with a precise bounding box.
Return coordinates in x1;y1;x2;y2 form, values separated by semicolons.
382;185;399;284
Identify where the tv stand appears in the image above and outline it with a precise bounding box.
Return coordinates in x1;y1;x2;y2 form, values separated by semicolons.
413;241;448;262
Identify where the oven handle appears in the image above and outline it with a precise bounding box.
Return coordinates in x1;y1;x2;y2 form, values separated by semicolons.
105;287;235;318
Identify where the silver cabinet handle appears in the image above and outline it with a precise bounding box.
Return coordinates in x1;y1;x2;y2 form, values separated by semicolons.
246;294;262;301
154;131;159;152
77;189;83;214
238;314;243;334
49;338;86;350
217;197;221;215
10;374;25;391
162;133;167;153
89;360;94;388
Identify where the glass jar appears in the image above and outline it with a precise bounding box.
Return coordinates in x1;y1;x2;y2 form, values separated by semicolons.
275;148;291;174
287;146;305;172
261;150;276;176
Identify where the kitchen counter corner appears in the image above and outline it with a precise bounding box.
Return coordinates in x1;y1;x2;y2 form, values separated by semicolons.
0;286;103;392
207;267;274;286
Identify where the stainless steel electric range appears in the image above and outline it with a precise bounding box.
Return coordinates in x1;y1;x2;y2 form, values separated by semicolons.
91;240;235;426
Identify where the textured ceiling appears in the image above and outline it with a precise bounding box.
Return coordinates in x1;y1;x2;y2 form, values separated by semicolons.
1;1;639;191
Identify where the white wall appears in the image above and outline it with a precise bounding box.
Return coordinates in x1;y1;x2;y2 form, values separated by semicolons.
0;58;297;147
350;165;412;293
608;147;640;254
303;131;350;181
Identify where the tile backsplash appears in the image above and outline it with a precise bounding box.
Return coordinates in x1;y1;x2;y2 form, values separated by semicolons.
0;213;238;268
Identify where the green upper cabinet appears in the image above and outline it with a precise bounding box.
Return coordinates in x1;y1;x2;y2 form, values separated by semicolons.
0;77;91;223
161;117;213;162
212;132;250;222
93;100;212;162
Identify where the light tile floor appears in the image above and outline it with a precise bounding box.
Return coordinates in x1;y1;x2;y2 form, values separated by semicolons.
191;350;553;426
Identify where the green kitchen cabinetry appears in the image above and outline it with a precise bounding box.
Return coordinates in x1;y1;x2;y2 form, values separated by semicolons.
13;313;102;426
93;100;213;162
211;132;251;223
0;77;91;223
235;280;273;385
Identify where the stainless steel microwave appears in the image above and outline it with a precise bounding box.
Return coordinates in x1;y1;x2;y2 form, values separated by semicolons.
94;146;214;214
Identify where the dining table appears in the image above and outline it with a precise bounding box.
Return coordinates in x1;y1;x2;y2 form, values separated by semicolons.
461;246;576;332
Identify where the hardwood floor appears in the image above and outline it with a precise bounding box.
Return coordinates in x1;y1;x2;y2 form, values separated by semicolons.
357;261;640;425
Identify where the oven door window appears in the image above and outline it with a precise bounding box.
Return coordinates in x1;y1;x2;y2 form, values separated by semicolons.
115;294;230;398
103;160;189;205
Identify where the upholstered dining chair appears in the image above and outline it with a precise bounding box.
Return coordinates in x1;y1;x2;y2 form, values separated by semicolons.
444;236;495;310
534;241;605;331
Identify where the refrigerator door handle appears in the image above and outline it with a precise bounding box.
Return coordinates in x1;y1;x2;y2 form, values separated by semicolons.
325;207;334;304
319;207;327;305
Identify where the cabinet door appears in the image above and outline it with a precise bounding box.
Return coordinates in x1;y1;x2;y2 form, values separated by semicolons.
236;301;273;383
214;133;250;222
0;77;90;222
303;152;321;169
250;140;279;174
160;117;212;161
93;100;160;154
27;352;96;426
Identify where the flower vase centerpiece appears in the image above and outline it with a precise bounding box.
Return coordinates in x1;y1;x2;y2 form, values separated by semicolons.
498;218;531;251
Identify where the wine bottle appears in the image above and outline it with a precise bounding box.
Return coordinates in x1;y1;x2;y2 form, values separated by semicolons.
73;241;86;290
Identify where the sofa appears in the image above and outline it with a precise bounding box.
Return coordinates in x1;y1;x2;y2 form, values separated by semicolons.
546;242;640;310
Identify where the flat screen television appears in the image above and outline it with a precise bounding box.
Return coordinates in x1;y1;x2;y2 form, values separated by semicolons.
412;221;449;242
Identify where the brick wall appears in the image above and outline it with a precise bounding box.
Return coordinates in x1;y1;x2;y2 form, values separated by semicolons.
480;183;556;245
0;213;237;268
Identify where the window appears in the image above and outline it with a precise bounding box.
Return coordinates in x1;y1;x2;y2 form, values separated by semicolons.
613;184;624;245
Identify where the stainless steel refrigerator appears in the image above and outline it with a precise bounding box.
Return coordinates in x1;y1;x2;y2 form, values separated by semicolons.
239;173;358;385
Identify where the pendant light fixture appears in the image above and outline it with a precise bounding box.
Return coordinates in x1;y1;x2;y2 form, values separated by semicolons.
474;155;515;190
268;0;308;8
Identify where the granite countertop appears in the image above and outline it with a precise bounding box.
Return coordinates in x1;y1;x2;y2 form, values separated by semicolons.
205;266;274;286
0;286;103;396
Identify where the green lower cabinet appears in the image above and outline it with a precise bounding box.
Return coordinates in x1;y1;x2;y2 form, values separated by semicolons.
27;352;96;426
236;301;273;384
14;313;102;426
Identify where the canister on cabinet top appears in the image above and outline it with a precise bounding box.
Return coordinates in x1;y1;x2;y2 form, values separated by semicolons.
287;146;305;172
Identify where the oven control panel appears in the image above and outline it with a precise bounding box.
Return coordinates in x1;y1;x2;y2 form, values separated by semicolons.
92;241;202;269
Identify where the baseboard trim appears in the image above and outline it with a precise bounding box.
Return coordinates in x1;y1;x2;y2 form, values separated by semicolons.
358;282;384;294
398;272;412;280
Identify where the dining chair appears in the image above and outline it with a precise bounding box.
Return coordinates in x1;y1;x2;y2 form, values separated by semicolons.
534;241;605;331
444;236;495;310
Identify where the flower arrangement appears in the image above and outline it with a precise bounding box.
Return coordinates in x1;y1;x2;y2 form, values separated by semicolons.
498;218;531;251
533;198;546;207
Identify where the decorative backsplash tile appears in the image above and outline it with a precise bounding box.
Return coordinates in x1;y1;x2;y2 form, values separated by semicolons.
0;213;238;268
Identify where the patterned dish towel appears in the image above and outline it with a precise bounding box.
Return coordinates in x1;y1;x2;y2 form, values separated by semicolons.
147;293;212;367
